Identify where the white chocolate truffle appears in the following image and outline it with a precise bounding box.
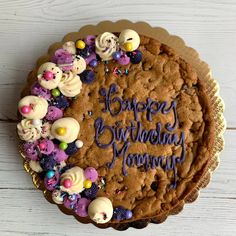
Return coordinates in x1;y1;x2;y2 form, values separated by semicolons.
88;197;113;224
119;29;140;51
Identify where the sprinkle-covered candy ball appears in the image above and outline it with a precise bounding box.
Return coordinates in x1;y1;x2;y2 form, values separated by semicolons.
52;95;69;109
52;145;68;162
40;154;58;171
127;50;142;64
83;183;99;199
75;198;91;217
23;141;39;161
63;194;81;209
31;82;51;100
38;139;54;155
45;106;63;121
64;141;79;155
84;167;98;182
80;70;95;84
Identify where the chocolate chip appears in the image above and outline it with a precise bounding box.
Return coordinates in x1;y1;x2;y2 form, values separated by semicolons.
151;181;158;191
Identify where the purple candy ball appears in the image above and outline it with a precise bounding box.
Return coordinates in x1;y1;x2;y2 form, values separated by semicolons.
112;51;121;60
74;198;91;217
40;155;57;171
125;210;133;219
44;171;60;191
80;70;95;84
52;145;68;162
127;50;142;64
23;141;39;161
89;59;98;68
113;206;127;220
38;139;54;155
51;95;69;109
84;167;98;182
31;82;51;100
45;106;63;121
83;183;98;199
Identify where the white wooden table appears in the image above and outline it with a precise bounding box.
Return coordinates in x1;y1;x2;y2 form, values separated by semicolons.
0;0;235;235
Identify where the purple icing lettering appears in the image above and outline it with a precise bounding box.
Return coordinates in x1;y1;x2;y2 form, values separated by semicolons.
99;84;178;129
94;117;114;148
94;84;186;188
107;141;130;176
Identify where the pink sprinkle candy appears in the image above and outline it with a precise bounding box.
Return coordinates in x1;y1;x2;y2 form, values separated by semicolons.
20;105;31;114
38;142;46;150
43;71;54;81
63;179;72;188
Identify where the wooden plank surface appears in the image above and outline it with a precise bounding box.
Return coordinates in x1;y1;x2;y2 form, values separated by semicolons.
0;0;235;235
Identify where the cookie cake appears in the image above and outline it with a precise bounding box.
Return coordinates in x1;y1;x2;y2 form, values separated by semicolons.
16;21;225;230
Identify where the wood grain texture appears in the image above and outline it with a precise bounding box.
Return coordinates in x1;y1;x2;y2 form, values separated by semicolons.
0;0;235;235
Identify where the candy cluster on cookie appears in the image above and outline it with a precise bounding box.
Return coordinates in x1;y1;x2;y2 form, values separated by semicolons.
17;29;141;224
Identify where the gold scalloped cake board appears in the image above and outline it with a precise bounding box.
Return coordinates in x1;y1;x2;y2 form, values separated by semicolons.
20;20;226;230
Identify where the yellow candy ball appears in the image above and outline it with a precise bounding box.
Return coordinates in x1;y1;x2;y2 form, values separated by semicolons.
84;179;92;189
124;42;133;52
76;40;86;49
56;127;66;136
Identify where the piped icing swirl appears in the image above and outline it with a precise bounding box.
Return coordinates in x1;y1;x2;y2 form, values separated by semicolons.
72;55;86;74
58;71;82;97
62;41;76;54
95;32;118;60
60;166;85;194
17;119;41;142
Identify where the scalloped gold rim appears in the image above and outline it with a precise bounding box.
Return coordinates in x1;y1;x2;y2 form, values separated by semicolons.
19;20;226;230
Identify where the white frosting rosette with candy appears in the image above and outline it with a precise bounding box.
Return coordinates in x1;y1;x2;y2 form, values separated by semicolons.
95;32;118;60
60;166;85;194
